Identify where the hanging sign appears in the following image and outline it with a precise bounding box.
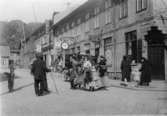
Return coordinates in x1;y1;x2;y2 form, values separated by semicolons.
61;42;69;49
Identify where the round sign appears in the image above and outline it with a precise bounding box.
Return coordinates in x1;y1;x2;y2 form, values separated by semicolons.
61;42;68;49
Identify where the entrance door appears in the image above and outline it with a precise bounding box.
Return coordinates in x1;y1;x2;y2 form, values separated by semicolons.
146;27;165;80
148;44;165;80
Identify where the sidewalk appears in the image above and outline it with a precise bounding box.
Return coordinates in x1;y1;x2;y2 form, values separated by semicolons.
2;68;167;92
108;78;167;91
51;71;167;92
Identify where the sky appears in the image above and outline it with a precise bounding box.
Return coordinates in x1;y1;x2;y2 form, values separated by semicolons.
0;0;87;23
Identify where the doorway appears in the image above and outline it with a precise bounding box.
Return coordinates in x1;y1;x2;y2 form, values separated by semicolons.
145;26;165;80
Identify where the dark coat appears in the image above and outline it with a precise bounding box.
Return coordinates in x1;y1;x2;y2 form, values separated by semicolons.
140;60;151;83
98;59;107;78
31;59;50;81
121;59;131;81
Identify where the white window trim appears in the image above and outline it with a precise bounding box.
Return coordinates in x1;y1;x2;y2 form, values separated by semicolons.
136;0;147;12
120;0;128;19
94;16;99;29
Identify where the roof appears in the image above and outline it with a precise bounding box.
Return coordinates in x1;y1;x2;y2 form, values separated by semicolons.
52;1;88;27
25;24;45;42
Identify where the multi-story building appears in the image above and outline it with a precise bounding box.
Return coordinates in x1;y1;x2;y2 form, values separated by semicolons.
22;20;54;68
52;0;167;80
22;24;45;68
0;40;10;68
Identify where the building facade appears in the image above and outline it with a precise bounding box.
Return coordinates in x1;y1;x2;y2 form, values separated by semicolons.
22;20;54;68
52;0;167;80
0;44;10;68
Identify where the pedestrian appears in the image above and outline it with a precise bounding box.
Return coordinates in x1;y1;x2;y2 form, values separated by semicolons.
140;57;151;86
8;60;15;92
31;53;51;96
70;54;78;89
83;56;92;88
120;56;131;82
98;56;107;89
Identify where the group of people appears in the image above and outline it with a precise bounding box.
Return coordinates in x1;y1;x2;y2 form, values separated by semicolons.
121;55;151;86
64;53;108;91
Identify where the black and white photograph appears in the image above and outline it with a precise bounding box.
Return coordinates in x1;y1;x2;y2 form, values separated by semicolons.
0;0;167;115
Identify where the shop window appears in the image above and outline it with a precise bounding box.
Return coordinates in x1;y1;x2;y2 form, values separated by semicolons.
104;37;113;65
125;30;142;62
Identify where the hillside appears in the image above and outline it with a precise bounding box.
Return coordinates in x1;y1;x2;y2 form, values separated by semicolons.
0;20;42;50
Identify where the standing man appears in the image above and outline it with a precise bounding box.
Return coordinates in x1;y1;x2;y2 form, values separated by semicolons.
8;60;15;92
121;56;131;82
31;53;50;96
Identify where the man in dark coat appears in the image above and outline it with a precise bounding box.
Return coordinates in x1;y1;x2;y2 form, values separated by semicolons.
8;60;15;92
31;53;50;96
121;56;131;82
140;57;151;86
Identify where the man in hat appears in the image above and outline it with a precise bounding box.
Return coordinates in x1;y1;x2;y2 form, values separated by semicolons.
31;53;50;96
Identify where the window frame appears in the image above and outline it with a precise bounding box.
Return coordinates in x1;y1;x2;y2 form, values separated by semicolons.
136;0;147;13
94;16;100;29
119;0;128;19
105;10;111;24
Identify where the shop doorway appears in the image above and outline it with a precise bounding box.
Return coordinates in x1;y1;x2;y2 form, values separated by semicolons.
145;26;165;80
125;30;142;62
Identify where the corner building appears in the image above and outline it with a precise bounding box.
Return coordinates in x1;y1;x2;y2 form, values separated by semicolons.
52;0;167;80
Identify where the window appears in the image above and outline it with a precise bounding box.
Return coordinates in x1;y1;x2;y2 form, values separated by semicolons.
120;0;128;19
85;13;90;20
125;30;142;62
94;7;100;15
105;0;111;9
77;19;81;25
136;0;147;12
94;16;99;29
105;11;111;24
77;27;81;36
104;37;113;65
71;22;75;28
85;21;90;32
66;24;69;30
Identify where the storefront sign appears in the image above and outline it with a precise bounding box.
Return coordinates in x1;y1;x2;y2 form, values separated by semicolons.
61;42;69;49
54;40;62;48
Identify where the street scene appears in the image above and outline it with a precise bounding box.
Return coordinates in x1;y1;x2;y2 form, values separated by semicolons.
1;0;167;115
0;68;167;115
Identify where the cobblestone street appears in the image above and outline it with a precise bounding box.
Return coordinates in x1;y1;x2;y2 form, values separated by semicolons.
0;69;167;115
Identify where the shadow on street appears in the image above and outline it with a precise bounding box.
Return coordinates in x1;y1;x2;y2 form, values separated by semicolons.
0;82;34;96
0;72;20;82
